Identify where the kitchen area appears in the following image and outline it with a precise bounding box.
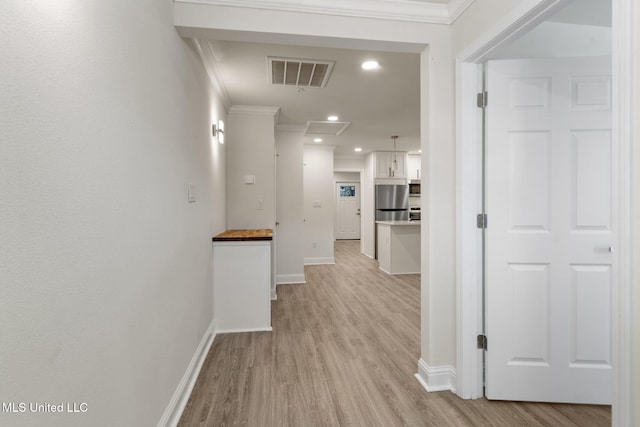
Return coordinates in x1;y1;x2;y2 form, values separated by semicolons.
372;150;421;275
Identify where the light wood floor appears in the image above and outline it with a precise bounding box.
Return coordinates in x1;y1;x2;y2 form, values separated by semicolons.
178;240;611;426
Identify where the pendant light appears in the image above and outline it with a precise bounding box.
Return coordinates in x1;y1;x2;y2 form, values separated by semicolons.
391;135;399;172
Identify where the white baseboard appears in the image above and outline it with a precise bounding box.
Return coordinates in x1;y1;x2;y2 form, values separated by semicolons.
379;266;392;275
157;320;216;427
415;358;457;394
216;326;273;334
380;267;421;275
304;257;336;265
276;274;306;285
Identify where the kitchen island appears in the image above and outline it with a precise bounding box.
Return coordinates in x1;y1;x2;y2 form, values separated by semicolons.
212;229;273;333
376;221;421;274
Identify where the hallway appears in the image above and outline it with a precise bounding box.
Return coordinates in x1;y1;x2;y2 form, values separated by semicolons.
178;241;610;426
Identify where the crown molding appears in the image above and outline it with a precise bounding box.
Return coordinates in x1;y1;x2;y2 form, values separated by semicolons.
448;0;475;23
174;0;476;24
192;38;232;110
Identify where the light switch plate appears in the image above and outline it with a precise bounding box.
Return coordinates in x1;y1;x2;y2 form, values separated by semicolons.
188;183;196;203
243;175;255;185
312;200;322;208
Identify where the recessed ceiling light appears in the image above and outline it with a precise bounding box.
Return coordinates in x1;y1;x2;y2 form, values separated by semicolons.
362;60;379;70
418;149;422;153
327;115;338;121
354;147;363;152
314;138;323;143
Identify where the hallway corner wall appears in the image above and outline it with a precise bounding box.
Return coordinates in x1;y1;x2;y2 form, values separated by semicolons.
632;0;640;420
275;127;305;285
0;1;226;426
304;145;336;264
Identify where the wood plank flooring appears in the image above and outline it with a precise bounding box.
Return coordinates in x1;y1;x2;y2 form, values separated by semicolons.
178;240;611;426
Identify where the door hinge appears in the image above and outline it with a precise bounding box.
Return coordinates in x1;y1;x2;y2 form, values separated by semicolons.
477;91;488;108
476;213;488;229
477;334;488;350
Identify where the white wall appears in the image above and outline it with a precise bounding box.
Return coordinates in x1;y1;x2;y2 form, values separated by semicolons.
226;106;278;230
175;4;437;54
334;158;366;171
452;0;525;54
275;127;305;285
362;153;376;258
334;172;360;182
491;22;611;60
0;1;226;426
419;39;457;369
633;0;640;420
304;145;336;264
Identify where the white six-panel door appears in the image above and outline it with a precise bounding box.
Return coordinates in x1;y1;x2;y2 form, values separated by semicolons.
336;182;361;240
485;57;612;404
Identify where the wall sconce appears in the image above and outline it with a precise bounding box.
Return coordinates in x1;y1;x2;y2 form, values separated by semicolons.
212;120;225;144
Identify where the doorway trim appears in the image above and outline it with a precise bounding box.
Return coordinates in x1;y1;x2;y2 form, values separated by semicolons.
454;0;633;424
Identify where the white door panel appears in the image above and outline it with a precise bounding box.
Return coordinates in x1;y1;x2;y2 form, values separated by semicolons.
336;183;361;240
485;57;612;404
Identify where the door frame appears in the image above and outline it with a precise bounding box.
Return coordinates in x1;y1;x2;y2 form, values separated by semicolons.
334;167;368;255
454;0;633;424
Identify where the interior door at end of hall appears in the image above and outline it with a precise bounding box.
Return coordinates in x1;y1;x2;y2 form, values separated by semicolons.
336;182;361;240
485;56;612;404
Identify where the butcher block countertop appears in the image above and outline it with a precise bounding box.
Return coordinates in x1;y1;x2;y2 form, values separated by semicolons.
212;229;273;242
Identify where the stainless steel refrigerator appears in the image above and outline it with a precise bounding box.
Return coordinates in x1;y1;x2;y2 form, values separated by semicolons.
375;184;409;221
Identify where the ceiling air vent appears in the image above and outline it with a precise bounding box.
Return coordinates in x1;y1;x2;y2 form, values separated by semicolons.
305;121;351;136
268;57;335;88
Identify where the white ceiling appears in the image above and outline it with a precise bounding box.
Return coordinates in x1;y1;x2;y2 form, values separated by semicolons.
546;0;611;27
489;0;611;60
202;0;610;159
213;40;421;158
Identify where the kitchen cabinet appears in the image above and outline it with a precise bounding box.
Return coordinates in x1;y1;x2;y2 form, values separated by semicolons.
407;154;421;180
376;221;421;274
375;151;407;178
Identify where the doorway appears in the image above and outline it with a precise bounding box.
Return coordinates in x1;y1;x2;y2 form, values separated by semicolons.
455;0;632;422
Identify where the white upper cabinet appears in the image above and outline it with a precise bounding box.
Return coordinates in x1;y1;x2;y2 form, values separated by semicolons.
375;151;407;178
407;154;421;180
